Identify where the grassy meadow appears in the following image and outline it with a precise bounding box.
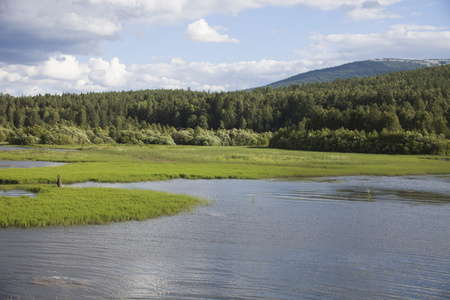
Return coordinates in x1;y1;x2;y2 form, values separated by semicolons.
1;144;449;228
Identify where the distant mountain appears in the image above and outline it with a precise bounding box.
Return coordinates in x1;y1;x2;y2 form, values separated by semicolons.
265;58;450;89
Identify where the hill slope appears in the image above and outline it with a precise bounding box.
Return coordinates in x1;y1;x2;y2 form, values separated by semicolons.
266;58;450;88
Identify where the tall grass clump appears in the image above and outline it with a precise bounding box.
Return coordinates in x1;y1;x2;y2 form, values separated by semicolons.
0;185;205;228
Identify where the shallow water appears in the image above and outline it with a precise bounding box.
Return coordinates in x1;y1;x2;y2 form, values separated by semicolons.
0;146;30;151
0;160;66;169
0;146;77;151
1;176;449;299
0;190;36;198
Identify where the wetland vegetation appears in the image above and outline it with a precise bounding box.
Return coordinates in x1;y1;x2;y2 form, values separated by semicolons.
0;184;204;228
1;144;450;184
0;144;449;228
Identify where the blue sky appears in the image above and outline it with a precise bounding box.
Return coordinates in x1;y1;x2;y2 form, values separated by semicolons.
0;0;449;96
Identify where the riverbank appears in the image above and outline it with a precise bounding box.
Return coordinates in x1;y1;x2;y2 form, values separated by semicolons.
0;144;449;228
1;144;449;184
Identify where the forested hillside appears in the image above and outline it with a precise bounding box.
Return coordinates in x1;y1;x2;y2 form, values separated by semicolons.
265;58;450;88
1;65;449;154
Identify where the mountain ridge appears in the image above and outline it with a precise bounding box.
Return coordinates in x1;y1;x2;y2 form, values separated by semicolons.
264;58;450;89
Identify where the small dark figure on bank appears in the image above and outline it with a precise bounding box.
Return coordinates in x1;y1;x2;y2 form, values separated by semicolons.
57;175;62;187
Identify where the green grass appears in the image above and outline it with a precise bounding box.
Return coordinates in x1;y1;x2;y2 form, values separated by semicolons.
0;184;205;228
0;145;449;184
0;144;449;228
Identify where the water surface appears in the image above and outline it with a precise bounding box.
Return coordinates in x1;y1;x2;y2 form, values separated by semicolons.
0;146;78;152
0;160;67;169
0;190;36;198
1;176;449;299
0;146;31;151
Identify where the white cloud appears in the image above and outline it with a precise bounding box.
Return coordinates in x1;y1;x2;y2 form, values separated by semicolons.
299;24;450;62
88;57;130;87
0;55;131;95
0;55;313;96
39;55;87;81
182;0;405;20
128;58;314;91
180;0;403;17
186;19;240;43
60;13;121;36
0;0;406;64
345;4;402;21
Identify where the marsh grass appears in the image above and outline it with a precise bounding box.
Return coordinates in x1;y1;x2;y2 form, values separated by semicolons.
0;185;204;228
366;187;374;202
0;145;449;184
0;144;449;228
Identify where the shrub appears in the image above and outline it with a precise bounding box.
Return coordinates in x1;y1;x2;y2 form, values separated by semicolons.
193;132;222;146
172;130;194;145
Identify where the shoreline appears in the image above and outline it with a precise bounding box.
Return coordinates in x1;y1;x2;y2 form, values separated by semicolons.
1;144;449;228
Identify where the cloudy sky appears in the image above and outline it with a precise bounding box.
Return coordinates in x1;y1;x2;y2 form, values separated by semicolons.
1;0;449;96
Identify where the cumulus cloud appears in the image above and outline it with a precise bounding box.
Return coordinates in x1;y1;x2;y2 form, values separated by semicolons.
60;13;121;36
88;57;130;87
343;1;402;21
298;24;450;61
0;55;130;95
0;55;312;96
127;58;312;91
0;0;120;64
39;55;88;81
186;19;240;43
181;0;404;18
0;0;405;64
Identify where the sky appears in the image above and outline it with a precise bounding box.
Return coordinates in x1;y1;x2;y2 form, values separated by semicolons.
0;0;449;96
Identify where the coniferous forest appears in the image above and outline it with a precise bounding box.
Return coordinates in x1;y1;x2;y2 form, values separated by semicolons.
1;65;449;154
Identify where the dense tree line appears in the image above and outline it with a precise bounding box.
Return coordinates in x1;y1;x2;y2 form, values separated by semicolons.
3;125;271;147
0;65;449;153
269;127;449;155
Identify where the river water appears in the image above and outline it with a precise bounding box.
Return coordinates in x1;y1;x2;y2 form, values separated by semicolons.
1;176;449;299
0;160;66;169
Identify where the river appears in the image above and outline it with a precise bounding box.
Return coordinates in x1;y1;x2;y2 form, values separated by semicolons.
0;176;449;299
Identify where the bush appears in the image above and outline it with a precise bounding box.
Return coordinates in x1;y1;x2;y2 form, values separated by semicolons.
157;134;176;145
7;131;40;145
193;132;222;146
171;130;194;145
0;126;12;142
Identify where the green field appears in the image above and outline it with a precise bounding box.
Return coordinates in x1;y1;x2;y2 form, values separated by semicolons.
1;145;449;228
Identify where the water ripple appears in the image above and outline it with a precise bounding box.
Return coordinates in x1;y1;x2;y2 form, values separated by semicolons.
1;175;449;299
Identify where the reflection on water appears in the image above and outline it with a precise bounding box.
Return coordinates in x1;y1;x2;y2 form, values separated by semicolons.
70;175;450;205
0;160;66;168
1;175;449;299
0;190;36;198
33;276;90;289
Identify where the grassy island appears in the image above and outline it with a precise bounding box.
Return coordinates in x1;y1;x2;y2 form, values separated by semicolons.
1;144;449;228
0;185;204;228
